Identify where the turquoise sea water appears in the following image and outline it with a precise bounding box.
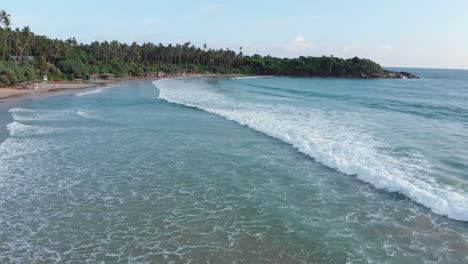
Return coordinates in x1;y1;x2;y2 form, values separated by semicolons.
0;69;467;263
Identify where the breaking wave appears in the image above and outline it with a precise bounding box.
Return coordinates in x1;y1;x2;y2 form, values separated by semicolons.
9;107;74;121
154;79;468;221
6;122;61;137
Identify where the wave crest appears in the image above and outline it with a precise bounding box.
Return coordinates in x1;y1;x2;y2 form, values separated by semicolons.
154;79;468;221
6;122;61;137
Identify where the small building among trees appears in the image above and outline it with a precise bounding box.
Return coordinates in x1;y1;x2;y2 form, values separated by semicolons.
99;73;116;80
85;74;100;81
85;73;116;81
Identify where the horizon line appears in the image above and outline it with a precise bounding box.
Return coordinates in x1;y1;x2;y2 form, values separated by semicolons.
384;66;468;71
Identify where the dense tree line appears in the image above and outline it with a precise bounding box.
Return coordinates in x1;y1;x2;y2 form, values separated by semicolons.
0;10;385;85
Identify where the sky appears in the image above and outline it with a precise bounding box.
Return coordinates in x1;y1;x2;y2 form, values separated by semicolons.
3;0;468;69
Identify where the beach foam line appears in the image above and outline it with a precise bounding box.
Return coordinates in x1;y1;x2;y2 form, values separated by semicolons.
231;76;275;80
75;88;105;97
8;107;37;113
6;121;62;137
153;79;468;222
8;107;76;122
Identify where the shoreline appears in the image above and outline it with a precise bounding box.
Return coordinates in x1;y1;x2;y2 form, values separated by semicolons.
0;73;242;106
0;69;418;103
0;73;238;103
0;81;107;100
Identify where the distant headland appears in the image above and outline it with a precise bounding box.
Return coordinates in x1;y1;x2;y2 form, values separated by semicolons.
0;9;418;88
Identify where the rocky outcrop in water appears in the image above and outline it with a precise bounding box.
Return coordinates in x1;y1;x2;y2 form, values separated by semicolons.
360;70;420;79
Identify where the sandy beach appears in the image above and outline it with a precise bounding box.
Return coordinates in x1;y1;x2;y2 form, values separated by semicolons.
0;88;31;98
0;73;233;101
0;81;112;100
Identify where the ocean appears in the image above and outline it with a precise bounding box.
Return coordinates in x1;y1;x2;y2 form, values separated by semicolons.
0;68;467;263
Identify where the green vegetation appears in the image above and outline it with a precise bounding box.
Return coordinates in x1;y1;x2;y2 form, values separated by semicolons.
0;61;37;85
241;55;383;77
0;10;387;86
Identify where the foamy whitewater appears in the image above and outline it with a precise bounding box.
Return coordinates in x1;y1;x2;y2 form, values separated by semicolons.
1;71;468;263
75;87;107;97
156;76;468;221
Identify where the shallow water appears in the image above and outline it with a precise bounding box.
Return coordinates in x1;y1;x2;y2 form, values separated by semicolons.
0;70;467;263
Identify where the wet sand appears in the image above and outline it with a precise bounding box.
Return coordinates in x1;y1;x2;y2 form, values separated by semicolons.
0;81;105;99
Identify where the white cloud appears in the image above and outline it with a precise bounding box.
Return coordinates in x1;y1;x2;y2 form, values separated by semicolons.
287;36;314;52
224;36;315;58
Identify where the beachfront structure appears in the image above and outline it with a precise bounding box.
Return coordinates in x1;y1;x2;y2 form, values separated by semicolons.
85;73;116;81
86;74;100;81
99;73;116;80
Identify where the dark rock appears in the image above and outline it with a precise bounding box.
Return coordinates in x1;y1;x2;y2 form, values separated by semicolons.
378;70;420;79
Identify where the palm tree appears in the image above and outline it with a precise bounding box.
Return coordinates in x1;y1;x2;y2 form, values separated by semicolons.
18;26;32;62
176;43;182;65
0;10;12;61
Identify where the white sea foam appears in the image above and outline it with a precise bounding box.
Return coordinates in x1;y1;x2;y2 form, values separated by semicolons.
0;137;45;160
8;107;41;121
9;107;74;121
231;76;275;80
77;110;96;119
75;88;105;97
8;107;37;113
154;79;468;221
6;121;61;137
10;107;99;123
